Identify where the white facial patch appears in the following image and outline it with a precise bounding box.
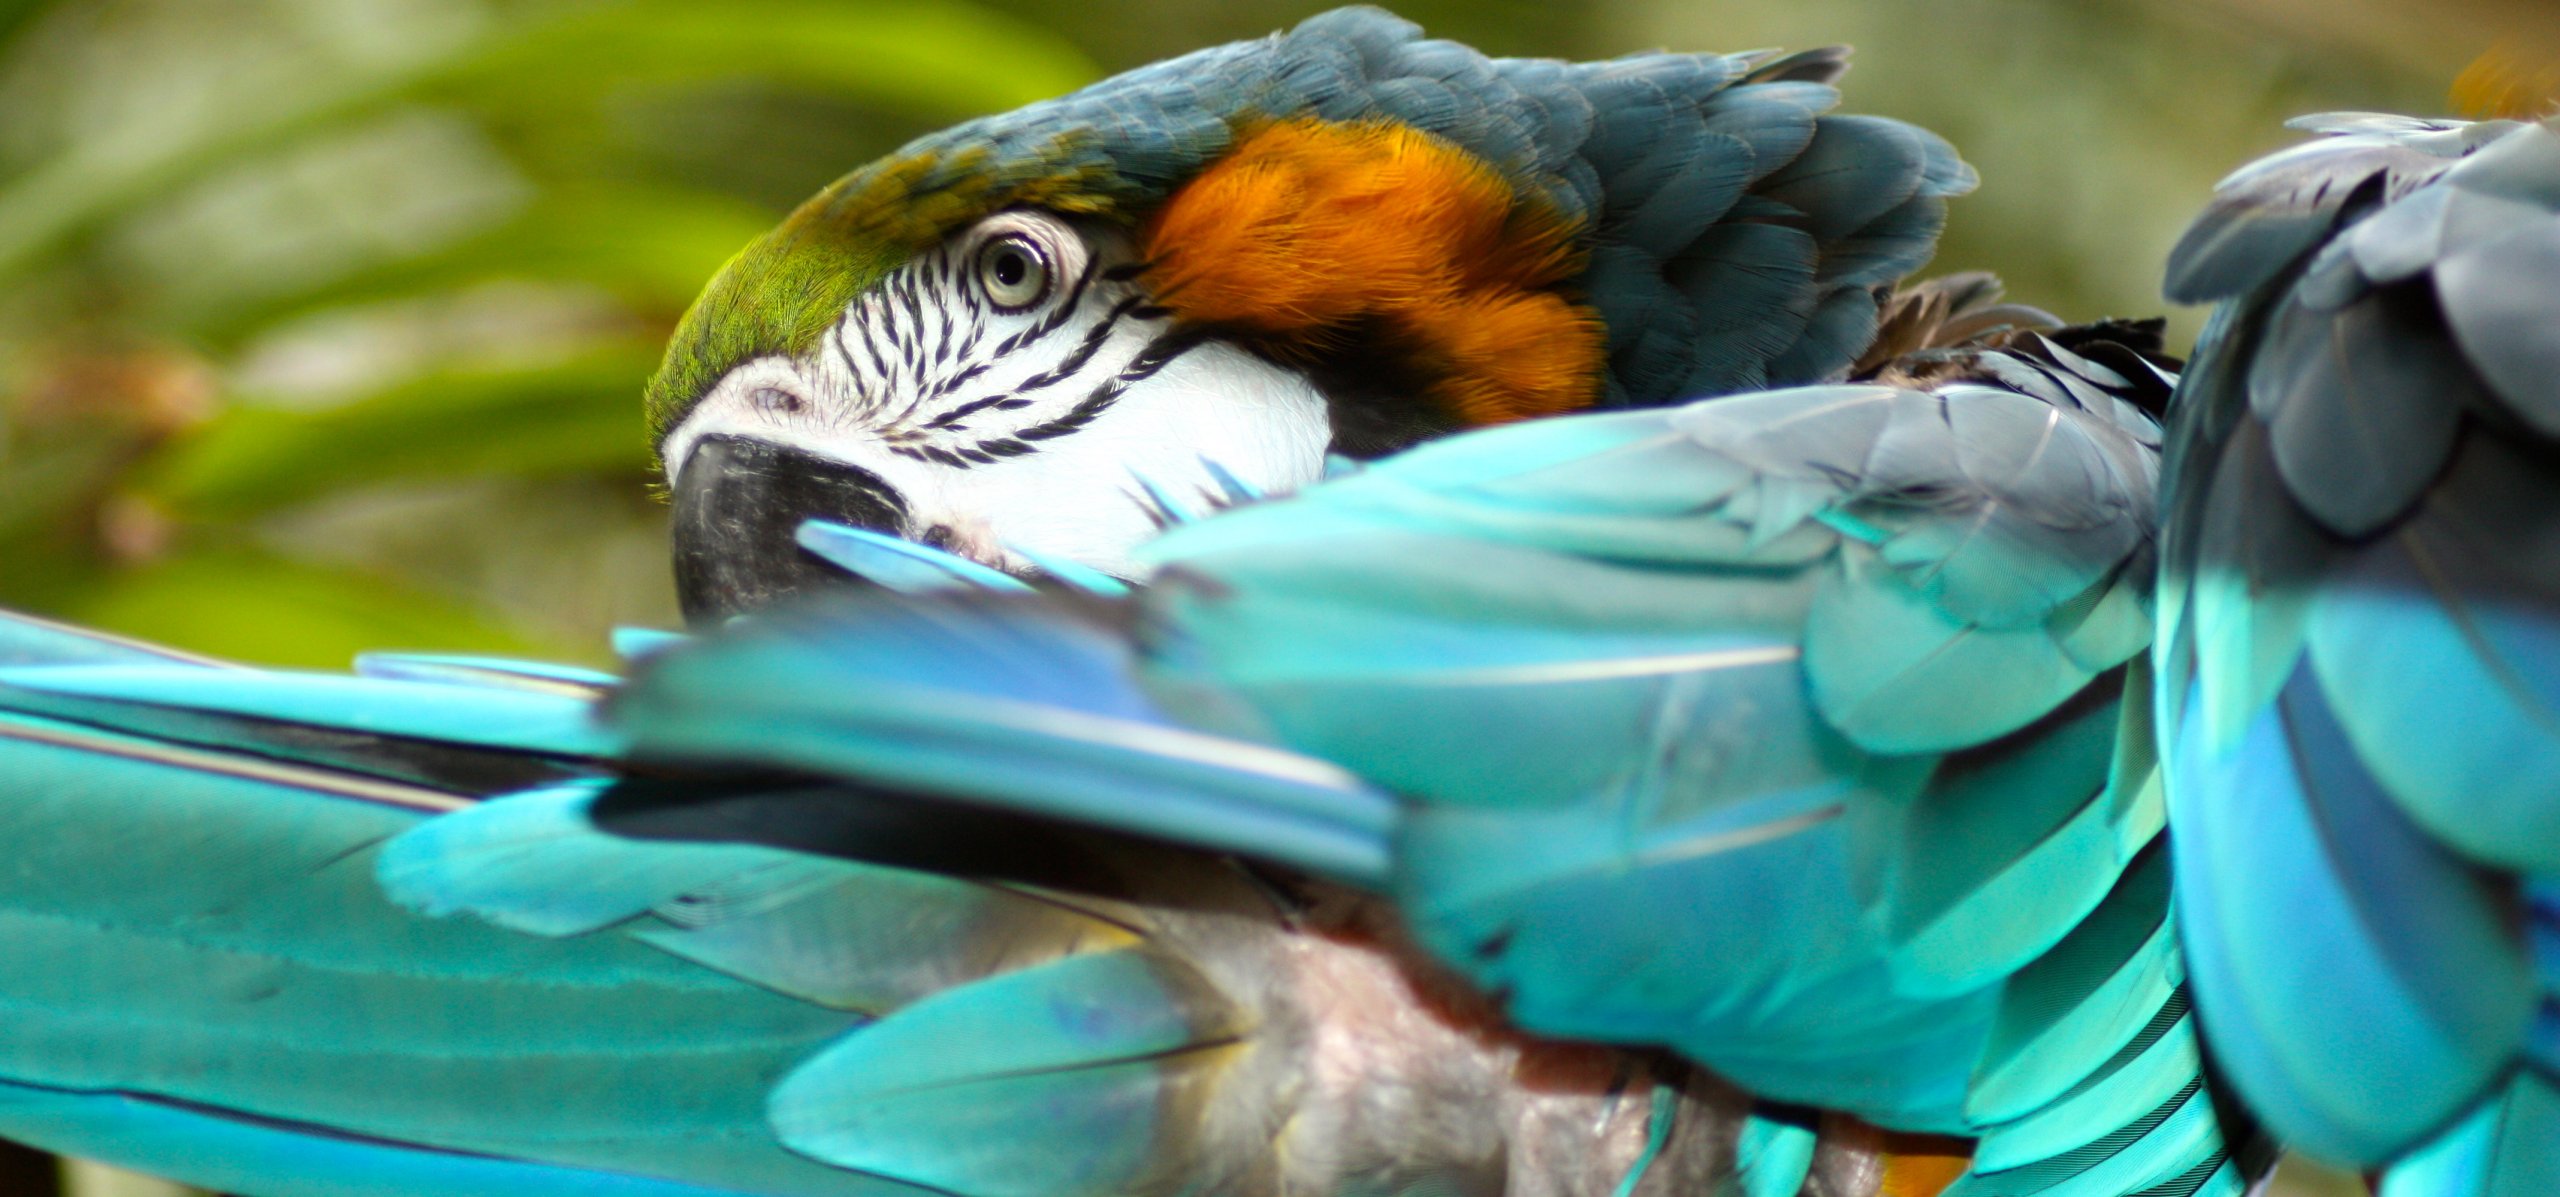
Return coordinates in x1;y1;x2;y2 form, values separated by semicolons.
660;210;1333;579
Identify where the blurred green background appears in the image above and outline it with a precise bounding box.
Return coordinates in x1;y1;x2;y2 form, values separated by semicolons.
0;0;2551;1193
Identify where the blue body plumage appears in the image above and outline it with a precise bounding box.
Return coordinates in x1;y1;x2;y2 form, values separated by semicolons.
2158;113;2560;1196
0;327;2272;1197
33;8;2540;1197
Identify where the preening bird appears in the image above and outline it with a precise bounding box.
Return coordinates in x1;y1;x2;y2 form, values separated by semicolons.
6;8;2548;1197
650;5;1975;615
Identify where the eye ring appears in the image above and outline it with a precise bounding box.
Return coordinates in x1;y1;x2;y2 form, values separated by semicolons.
749;385;805;417
975;233;1053;312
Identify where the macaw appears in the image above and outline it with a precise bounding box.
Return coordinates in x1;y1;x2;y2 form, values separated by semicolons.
2159;111;2560;1195
0;8;2276;1196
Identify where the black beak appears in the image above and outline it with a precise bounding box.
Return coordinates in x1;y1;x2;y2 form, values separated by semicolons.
670;435;908;625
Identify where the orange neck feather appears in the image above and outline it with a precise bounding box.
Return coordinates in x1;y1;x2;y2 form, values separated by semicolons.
1140;119;1603;428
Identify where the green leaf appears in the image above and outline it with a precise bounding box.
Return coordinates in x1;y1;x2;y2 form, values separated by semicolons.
0;0;1094;281
433;0;1099;127
45;548;554;669
182;185;777;345
139;346;663;519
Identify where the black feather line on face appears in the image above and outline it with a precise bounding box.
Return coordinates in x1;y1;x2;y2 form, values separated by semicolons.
895;279;1132;439
924;388;1031;432
850;308;894;394
921;361;996;410
887;326;1208;468
893;271;927;361
997;294;1147;401
1012;327;1208;444
949;286;988;379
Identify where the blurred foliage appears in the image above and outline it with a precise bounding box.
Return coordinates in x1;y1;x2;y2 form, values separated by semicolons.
0;0;1097;667
0;2;2550;1195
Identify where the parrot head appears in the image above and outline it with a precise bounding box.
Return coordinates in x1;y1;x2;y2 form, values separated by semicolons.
648;7;1975;621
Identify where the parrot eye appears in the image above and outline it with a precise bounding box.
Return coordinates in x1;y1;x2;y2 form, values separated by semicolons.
975;234;1052;312
749;386;805;417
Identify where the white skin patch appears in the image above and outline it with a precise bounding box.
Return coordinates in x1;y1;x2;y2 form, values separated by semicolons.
659;210;1334;579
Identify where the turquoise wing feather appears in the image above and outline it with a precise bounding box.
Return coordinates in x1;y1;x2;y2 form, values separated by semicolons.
1137;338;2256;1195
0;341;2249;1197
0;653;903;1197
599;333;2264;1195
382;783;1265;1197
0;631;1276;1197
597;590;1399;885
2158;113;2560;1193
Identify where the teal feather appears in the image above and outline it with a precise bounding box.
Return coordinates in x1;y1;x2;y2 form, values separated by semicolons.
0;611;1316;1197
614;626;689;660
795;520;1035;594
768;949;1239;1197
2159;114;2560;1177
1819;192;1954;288
381;784;1136;1012
354;652;620;697
1801;553;2101;754
378;783;807;937
558;328;2232;1190
1624;132;1760;256
1764;286;1883;385
0;337;2231;1196
1721;1108;1818;1197
2378;1074;2560;1197
0;665;607;756
2247;278;2472;537
1666;221;1821;396
2305;438;2560;873
0;707;892;1197
1965;995;2207;1172
607;596;1398;886
0;1081;772;1197
1759;115;1930;242
996;541;1135;595
1111;337;2233;1177
1960;844;2176;1126
2167;665;2532;1163
1858;677;2142;997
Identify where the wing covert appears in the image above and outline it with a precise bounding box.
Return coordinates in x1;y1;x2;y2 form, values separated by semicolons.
2158;114;2560;1191
1133;328;2266;1195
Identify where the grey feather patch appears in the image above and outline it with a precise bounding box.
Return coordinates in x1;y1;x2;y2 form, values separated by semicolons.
1766;287;1883;386
1668;222;1820;396
2438;187;2555;258
2346;183;2452;285
2258;286;2471;537
1877;386;2146;629
2291;236;2375;313
1698;86;1827;180
1618;131;1758;252
2165;136;2458;304
2436;217;2560;436
2442;121;2560;209
1759;115;1927;242
1819;193;1952;288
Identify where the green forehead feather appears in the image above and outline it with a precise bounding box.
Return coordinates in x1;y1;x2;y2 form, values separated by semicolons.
643;134;1137;444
